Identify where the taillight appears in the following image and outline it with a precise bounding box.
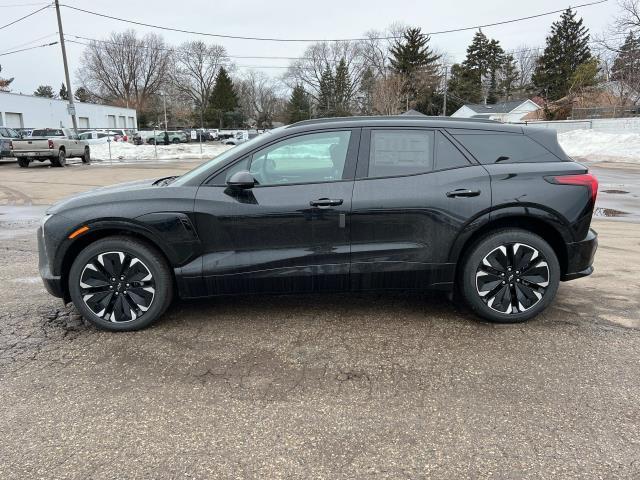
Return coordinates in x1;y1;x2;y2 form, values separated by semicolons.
546;173;599;204
123;135;128;142
48;139;54;149
9;140;13;150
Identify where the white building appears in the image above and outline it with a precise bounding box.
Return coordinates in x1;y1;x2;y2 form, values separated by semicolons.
451;99;541;122
0;91;137;129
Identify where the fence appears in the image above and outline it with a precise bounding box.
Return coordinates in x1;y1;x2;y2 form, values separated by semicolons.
520;117;640;134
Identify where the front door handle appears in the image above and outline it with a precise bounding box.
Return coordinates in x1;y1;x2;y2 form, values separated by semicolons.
446;188;481;198
310;198;343;208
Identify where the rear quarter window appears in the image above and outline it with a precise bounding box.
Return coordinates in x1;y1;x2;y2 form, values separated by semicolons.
451;132;559;164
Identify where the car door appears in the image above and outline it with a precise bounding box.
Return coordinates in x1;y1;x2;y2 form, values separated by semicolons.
350;128;491;291
194;128;360;296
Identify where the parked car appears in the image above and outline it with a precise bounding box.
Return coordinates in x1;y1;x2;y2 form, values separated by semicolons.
38;116;598;331
223;130;250;145
78;131;120;144
0;126;21;159
146;131;186;144
12;128;90;167
99;129;130;142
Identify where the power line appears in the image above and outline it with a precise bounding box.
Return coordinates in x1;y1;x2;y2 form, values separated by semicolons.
0;3;50;30
0;32;57;54
59;0;609;43
0;41;58;57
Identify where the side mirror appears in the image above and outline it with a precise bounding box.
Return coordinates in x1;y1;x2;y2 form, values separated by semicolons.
227;170;256;189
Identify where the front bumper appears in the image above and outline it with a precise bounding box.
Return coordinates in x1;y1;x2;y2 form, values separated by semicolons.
561;228;598;281
38;226;64;298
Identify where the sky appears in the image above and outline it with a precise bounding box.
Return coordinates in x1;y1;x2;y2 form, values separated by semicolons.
0;0;621;95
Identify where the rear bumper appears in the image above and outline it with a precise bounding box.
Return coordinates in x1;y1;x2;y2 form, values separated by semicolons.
562;228;598;281
38;226;64;298
13;151;54;158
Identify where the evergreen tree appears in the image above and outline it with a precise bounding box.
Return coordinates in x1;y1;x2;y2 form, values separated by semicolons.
74;87;91;103
532;8;592;100
358;67;376;115
286;84;311;123
34;85;54;98
207;67;238;128
317;65;335;117
334;58;352;116
389;27;441;109
446;63;483;108
59;83;68;100
0;65;14;92
612;32;640;83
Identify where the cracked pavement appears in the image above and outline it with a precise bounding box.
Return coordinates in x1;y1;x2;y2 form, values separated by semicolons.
1;160;639;479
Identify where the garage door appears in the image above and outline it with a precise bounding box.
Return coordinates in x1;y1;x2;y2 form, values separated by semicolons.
107;115;116;128
5;112;23;128
79;117;90;128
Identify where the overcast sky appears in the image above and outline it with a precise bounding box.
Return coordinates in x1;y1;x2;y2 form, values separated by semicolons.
0;0;620;94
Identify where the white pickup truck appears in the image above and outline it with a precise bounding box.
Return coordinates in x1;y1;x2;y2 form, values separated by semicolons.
11;128;90;168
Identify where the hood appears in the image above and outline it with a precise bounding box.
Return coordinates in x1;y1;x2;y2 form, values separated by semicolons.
47;178;158;215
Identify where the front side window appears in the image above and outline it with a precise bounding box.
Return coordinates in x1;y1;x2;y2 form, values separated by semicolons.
248;130;351;186
368;130;434;178
451;132;558;164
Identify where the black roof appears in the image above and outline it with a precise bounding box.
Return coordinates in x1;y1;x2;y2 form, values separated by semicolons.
286;115;524;133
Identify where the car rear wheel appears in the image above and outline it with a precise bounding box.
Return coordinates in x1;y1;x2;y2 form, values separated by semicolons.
81;146;91;164
17;157;30;168
51;149;66;167
68;236;173;331
460;229;560;323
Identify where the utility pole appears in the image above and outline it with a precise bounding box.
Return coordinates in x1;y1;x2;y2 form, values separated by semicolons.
54;0;78;135
442;65;448;116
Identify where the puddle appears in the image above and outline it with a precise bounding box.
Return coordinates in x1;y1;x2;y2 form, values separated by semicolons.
594;207;629;217
602;189;629;194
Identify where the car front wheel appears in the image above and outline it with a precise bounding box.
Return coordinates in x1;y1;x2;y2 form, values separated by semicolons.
68;236;173;331
460;229;560;323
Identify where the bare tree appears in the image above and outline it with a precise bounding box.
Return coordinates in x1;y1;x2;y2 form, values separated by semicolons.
514;45;539;90
238;71;285;128
372;74;406;114
285;40;367;107
616;0;640;32
77;30;170;111
169;40;228;126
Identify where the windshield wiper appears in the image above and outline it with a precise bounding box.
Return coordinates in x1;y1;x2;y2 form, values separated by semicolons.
153;175;179;186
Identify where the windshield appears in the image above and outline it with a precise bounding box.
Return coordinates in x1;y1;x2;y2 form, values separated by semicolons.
172;128;282;186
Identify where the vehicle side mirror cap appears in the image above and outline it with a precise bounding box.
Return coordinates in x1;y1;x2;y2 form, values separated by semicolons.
227;170;255;189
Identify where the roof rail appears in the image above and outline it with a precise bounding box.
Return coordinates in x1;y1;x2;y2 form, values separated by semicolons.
288;115;500;127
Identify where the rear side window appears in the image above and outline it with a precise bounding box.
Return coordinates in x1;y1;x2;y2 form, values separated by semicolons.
452;132;559;164
368;129;434;178
435;132;470;170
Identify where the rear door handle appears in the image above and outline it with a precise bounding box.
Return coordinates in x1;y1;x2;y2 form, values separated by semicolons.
446;189;481;198
310;198;343;208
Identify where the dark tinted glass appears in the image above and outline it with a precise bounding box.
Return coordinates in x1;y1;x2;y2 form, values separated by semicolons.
452;133;558;164
368;130;434;178
435;132;470;170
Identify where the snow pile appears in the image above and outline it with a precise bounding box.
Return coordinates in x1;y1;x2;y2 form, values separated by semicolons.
558;130;640;163
90;142;233;162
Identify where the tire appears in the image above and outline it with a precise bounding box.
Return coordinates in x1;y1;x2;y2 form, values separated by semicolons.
148;138;156;145
81;146;91;164
51;149;66;167
172;138;180;144
68;236;174;331
17;157;30;168
460;229;560;323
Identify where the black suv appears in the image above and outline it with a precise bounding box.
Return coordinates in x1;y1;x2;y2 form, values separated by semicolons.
38;117;598;331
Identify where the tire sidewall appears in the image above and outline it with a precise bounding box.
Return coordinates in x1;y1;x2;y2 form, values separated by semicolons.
461;230;560;323
68;237;172;331
82;147;91;164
